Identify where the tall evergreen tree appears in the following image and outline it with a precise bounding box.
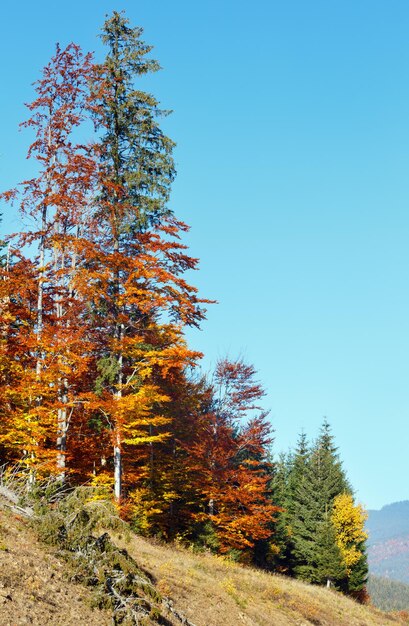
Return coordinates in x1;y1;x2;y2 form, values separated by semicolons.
267;452;293;572
85;11;206;500
286;431;310;518
96;10;175;231
313;513;346;588
269;433;310;573
289;421;350;582
91;11;174;499
312;419;350;505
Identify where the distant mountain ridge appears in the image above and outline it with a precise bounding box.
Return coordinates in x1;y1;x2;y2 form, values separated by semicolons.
366;500;409;584
368;575;409;611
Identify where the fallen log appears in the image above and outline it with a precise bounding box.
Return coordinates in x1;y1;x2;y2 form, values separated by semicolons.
0;486;34;518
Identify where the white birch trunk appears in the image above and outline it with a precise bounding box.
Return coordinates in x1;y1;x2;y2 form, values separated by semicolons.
113;206;123;500
36;204;46;380
55;219;79;479
114;324;124;501
54;226;68;479
114;436;122;501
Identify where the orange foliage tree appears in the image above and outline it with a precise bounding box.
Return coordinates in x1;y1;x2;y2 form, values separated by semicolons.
76;12;207;500
0;13;282;567
189;359;280;558
0;43;97;478
0;19;208;501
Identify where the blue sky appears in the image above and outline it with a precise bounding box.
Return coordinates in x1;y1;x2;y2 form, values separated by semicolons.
1;1;409;510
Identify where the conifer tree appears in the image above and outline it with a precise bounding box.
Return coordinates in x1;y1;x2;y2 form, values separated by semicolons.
83;11;206;500
286;431;310;519
312;419;350;505
96;10;175;230
266;452;292;572
268;435;309;573
313;513;346;588
89;11;171;499
270;422;369;599
346;544;369;602
289;421;350;582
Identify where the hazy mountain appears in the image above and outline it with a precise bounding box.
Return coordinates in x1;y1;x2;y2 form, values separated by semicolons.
367;575;409;611
366;501;409;584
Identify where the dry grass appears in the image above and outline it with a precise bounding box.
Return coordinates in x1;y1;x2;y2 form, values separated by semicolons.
111;532;408;626
0;477;406;626
0;503;111;626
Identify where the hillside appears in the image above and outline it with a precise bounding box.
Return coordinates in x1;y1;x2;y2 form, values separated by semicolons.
110;531;407;626
368;575;409;612
0;499;110;626
0;495;407;626
367;501;409;583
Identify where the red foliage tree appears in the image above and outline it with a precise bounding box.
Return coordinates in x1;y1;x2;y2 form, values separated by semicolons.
0;43;97;477
189;359;280;557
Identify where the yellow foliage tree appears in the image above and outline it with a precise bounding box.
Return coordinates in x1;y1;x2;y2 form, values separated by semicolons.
331;493;368;574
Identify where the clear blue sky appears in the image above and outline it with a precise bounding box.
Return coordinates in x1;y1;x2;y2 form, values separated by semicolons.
1;1;409;510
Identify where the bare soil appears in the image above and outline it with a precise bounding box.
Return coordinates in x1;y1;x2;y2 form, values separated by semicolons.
0;501;110;626
0;493;407;626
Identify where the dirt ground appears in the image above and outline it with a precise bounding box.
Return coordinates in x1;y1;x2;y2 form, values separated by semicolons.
0;494;407;626
112;531;408;626
0;501;111;626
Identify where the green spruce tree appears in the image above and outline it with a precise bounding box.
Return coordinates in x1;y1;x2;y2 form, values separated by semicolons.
271;433;310;574
92;10;175;499
268;453;292;574
86;11;204;501
313;510;347;588
346;540;369;600
96;10;175;231
289;421;350;583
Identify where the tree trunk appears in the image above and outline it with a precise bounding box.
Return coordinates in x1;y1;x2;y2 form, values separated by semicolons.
113;323;124;501
36;203;46;380
114;434;122;501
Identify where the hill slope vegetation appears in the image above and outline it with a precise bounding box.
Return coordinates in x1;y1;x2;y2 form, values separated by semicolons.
367;501;409;584
0;493;407;626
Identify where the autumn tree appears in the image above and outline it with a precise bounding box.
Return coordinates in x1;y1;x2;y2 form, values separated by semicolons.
70;11;207;499
188;359;279;560
0;254;49;470
126;370;209;538
0;44;97;478
0;12;207;501
332;492;369;599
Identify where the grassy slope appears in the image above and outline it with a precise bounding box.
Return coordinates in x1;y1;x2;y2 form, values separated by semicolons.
0;503;111;626
0;492;407;626
112;531;408;626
